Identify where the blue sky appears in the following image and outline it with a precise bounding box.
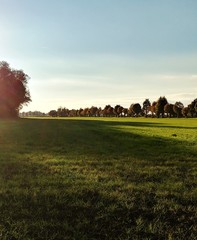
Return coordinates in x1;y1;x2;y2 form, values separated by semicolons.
0;0;197;112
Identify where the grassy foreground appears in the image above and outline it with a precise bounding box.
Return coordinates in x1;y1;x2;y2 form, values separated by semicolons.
0;117;196;240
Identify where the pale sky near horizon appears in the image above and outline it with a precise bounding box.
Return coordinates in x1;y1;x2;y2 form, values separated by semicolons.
0;0;197;112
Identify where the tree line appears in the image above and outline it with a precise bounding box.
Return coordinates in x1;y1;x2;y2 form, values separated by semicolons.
48;97;197;118
0;61;196;119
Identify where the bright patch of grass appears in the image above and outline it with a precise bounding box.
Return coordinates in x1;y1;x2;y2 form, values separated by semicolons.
0;117;197;239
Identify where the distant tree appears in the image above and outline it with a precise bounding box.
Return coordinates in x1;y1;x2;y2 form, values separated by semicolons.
62;108;69;117
195;102;197;114
57;107;62;117
122;108;128;117
149;101;157;117
57;107;64;117
96;107;102;117
81;108;90;117
0;61;31;118
195;100;197;114
142;99;151;117
188;98;197;117
114;105;123;117
182;107;189;118
117;106;123;117
129;103;142;117
89;106;98;117
173;102;184;118
164;103;175;118
78;108;84;117
49;110;57;117
103;105;114;117
57;107;69;117
107;106;114;117
69;109;77;117
155;97;168;118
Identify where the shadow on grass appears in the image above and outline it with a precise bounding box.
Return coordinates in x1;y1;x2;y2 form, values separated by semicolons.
20;118;196;164
1;118;196;177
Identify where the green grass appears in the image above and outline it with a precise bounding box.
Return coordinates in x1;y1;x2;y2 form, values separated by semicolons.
0;117;197;240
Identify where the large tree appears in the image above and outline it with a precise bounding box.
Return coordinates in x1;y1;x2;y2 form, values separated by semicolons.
0;61;31;118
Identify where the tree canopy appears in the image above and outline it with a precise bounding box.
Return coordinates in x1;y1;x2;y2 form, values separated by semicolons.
0;61;31;118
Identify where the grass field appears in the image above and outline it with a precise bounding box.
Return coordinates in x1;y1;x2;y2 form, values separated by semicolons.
0;117;196;240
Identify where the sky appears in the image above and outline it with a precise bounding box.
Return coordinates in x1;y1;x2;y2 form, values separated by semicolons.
0;0;197;112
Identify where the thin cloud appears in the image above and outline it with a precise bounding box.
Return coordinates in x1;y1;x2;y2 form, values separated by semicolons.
160;74;197;81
